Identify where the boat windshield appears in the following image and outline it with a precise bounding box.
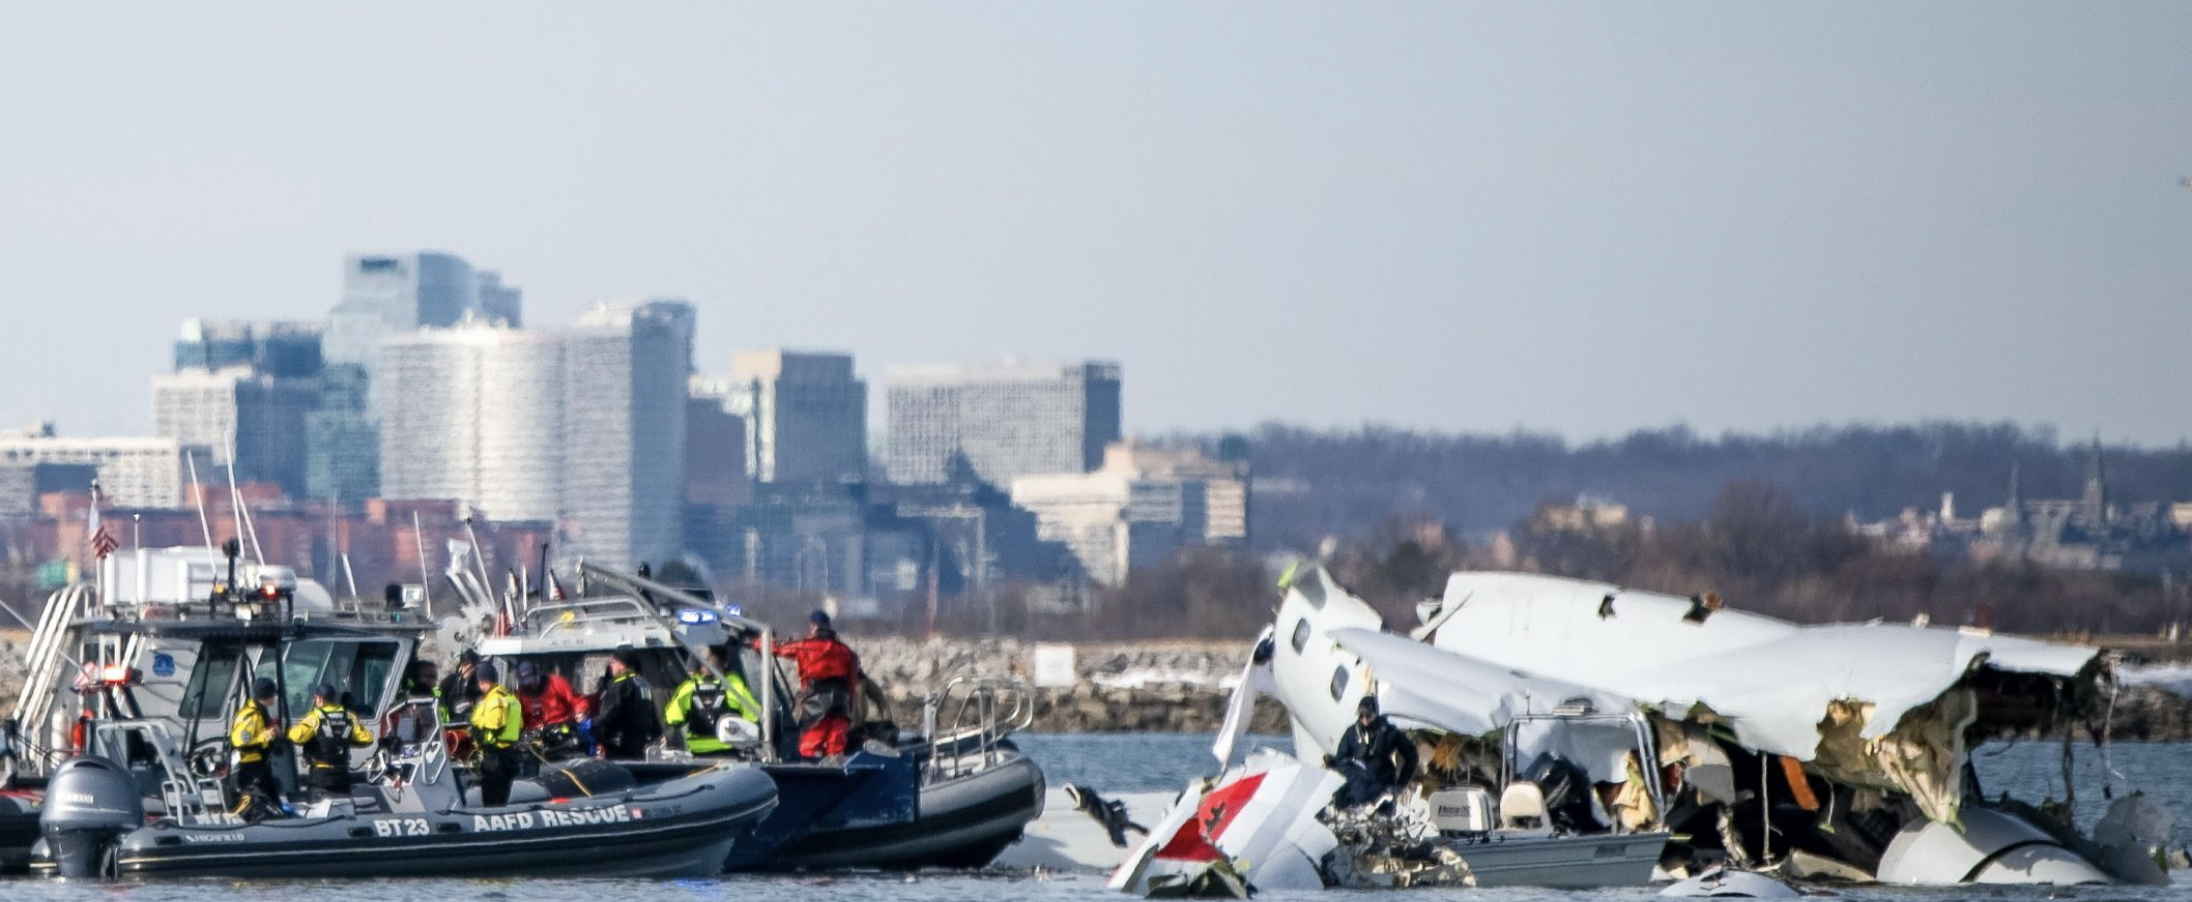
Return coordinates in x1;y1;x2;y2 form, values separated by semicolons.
179;643;245;721
255;639;403;714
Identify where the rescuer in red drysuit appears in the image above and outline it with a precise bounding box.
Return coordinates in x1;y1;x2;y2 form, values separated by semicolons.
767;610;861;759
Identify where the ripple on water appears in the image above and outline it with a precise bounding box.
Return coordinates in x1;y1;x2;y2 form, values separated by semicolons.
4;736;2191;901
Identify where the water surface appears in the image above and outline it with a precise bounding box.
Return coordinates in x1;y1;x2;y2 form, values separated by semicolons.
8;734;2190;901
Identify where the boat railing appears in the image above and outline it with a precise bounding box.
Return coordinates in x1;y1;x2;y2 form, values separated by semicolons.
521;596;664;636
12;583;95;770
88;719;225;825
921;672;1035;782
376;696;454;805
1498;707;1666;833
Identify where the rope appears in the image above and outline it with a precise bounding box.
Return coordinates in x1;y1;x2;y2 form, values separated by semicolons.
522;738;593;797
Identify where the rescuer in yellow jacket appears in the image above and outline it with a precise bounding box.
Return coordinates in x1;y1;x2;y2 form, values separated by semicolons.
227;677;284;819
666;648;761;756
287;683;371;801
469;662;524;807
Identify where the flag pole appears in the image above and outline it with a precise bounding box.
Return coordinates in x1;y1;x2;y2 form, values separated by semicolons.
88;480;105;609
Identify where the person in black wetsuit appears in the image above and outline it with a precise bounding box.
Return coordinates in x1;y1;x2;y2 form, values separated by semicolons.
1324;695;1418;809
592;649;660;759
438;649;485;721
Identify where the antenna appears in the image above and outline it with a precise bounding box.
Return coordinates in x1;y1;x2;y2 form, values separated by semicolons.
184;450;215;550
412;510;433;617
222;441;264;566
458;515;501;627
340;553;360;601
325;492;337;599
461;515;495;611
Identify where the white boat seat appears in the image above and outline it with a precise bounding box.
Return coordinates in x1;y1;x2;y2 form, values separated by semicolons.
1499;781;1550;832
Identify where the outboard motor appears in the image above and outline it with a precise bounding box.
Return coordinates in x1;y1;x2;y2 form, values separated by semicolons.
40;756;142;878
1521;755;1603;835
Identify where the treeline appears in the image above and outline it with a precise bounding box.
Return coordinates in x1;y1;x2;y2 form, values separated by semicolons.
734;421;2192;641
997;482;2186;641
1224;421;2192;552
1308;481;2182;637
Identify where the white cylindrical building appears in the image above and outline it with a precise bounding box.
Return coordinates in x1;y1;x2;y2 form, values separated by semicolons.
379;322;564;523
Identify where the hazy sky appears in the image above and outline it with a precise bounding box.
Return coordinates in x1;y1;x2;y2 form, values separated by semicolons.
2;4;2188;445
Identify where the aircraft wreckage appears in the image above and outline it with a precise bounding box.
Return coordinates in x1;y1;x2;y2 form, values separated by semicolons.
1110;567;2177;895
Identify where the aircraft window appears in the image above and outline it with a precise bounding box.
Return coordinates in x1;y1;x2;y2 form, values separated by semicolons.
1290;619;1310;653
1299;577;1326;610
1329;665;1349;701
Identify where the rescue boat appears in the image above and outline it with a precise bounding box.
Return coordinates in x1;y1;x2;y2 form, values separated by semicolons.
483;563;1046;871
35;732;776;879
14;584;778;880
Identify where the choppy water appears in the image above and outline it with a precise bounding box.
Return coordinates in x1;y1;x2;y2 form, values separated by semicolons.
8;734;2192;901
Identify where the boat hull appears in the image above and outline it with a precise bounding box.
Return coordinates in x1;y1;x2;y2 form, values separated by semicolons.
766;750;1046;870
1;782;46;874
41;764;776;880
1443;831;1669;888
0;811;36;874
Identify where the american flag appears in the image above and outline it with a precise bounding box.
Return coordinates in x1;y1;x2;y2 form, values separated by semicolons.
87;498;117;559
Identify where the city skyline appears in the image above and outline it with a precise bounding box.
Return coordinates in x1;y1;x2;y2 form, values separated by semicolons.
23;255;2192;453
2;5;2189;445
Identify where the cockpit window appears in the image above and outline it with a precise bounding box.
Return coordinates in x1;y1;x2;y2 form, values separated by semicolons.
260;641;331;713
180;644;244;721
255;639;401;714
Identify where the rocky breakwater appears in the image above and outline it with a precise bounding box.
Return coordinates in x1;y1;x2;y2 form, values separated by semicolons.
846;636;2192;740
855;637;1290;734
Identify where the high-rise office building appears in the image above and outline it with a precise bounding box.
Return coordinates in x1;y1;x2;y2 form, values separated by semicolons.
725;483;866;596
1106;440;1251;547
323;253;487;376
707;350;867;485
306;366;377;505
683;394;750;509
476;271;523;328
0;460;98;516
160;319;325;499
150;368;318;498
313;252;524;506
1009;441;1249;586
377;324;565;523
885;359;1122;486
563;299;694;570
0;426;202;509
173;319;324;379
